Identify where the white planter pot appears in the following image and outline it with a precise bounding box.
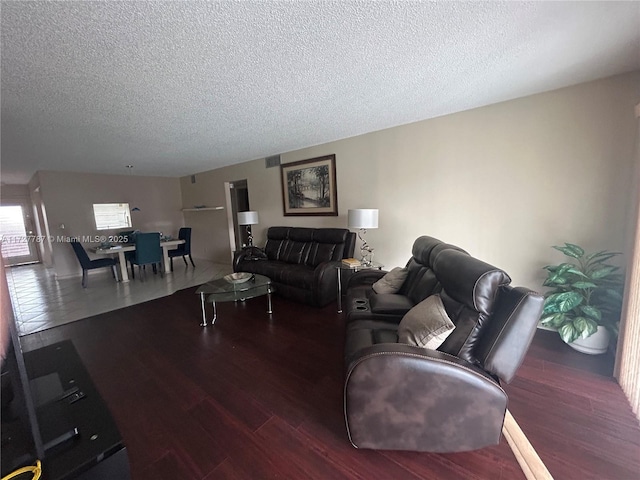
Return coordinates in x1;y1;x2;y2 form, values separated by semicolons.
568;326;610;355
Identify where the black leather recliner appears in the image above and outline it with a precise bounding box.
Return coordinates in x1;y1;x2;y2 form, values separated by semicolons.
234;227;355;307
343;236;544;452
344;236;466;324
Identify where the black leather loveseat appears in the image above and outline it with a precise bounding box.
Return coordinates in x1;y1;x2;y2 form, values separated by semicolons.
234;226;355;307
343;236;544;452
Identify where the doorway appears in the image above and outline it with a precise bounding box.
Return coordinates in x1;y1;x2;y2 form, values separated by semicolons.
0;202;40;265
224;180;251;258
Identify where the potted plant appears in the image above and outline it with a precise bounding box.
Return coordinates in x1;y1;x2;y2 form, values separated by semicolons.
540;243;624;354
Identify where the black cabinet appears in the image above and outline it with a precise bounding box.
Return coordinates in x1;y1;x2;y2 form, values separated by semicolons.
1;340;130;479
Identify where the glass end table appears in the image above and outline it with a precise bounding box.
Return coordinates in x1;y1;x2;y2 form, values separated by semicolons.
195;273;274;326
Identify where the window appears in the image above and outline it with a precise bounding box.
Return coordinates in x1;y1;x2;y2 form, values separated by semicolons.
93;203;132;230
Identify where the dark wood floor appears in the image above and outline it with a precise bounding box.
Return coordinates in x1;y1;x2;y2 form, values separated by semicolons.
21;287;640;479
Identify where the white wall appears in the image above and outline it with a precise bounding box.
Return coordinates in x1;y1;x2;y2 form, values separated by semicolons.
37;171;183;278
181;72;639;290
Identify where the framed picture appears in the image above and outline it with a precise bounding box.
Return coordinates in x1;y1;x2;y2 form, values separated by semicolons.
281;154;338;216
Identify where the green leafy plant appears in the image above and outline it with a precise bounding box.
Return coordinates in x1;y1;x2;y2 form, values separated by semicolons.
541;243;624;345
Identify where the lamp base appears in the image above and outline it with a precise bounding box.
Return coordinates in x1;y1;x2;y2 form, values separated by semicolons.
246;225;253;247
357;229;374;266
360;249;374;267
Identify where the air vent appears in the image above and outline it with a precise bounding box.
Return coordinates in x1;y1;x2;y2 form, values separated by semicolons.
265;155;281;168
191;175;196;184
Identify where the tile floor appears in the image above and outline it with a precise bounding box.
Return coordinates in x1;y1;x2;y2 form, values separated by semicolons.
6;260;232;336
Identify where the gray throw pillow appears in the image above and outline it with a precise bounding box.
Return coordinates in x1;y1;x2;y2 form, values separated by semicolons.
398;294;455;349
372;267;408;294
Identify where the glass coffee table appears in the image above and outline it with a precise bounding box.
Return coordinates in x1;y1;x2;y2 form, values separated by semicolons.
195;273;274;326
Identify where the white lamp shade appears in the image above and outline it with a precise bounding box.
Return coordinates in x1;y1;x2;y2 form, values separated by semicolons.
348;209;378;229
238;211;259;225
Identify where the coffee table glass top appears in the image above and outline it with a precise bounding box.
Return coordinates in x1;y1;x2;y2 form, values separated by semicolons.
196;273;272;302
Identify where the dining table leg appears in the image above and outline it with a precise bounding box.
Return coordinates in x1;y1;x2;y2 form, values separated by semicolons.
161;246;173;275
200;292;208;327
117;251;129;282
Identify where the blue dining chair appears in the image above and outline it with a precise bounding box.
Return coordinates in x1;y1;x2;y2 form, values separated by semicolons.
168;227;194;271
70;240;118;288
119;230;136;244
130;232;163;280
122;231;137;271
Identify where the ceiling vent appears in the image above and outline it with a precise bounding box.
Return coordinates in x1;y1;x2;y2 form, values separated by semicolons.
265;155;281;168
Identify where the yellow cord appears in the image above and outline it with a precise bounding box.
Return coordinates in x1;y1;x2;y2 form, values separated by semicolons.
1;460;42;480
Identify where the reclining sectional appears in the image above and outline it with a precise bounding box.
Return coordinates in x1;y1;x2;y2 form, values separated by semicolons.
343;236;544;453
234;226;355;307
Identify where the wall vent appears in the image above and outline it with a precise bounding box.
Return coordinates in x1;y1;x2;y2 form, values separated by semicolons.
191;175;196;184
265;155;281;168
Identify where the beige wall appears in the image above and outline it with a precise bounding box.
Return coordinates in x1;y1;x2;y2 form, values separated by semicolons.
37;171;184;278
0;184;30;199
180;160;282;263
181;72;640;290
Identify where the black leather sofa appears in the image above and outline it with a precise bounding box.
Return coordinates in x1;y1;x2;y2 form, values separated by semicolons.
343;236;544;452
234;226;355;307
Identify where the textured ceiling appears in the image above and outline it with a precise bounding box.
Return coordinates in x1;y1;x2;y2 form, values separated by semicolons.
1;1;639;184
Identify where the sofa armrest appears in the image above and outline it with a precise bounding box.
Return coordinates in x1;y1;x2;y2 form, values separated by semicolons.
344;343;507;452
233;246;267;272
346;269;388;289
312;260;342;306
474;286;544;383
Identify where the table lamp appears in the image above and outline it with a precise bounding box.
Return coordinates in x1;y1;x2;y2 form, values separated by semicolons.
237;211;259;247
347;208;378;265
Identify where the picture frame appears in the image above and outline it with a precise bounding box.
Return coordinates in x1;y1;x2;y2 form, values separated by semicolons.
281;154;338;216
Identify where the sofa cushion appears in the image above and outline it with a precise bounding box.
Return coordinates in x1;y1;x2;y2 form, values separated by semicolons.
306;228;349;266
281;240;310;264
309;243;338;266
372;267;408;294
433;249;511;316
433;249;511;363
411;236;446;265
344;320;399;366
398;294;455;349
314;228;349;245
279;264;315;290
264;227;290;261
281;228;314;264
288;227;315;242
369;293;415;315
403;267;440;304
241;259;288;283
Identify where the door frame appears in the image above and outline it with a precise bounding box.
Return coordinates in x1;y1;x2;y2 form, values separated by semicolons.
0;199;41;266
224;180;250;262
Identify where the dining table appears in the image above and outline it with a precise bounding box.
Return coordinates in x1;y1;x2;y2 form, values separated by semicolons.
93;238;185;283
